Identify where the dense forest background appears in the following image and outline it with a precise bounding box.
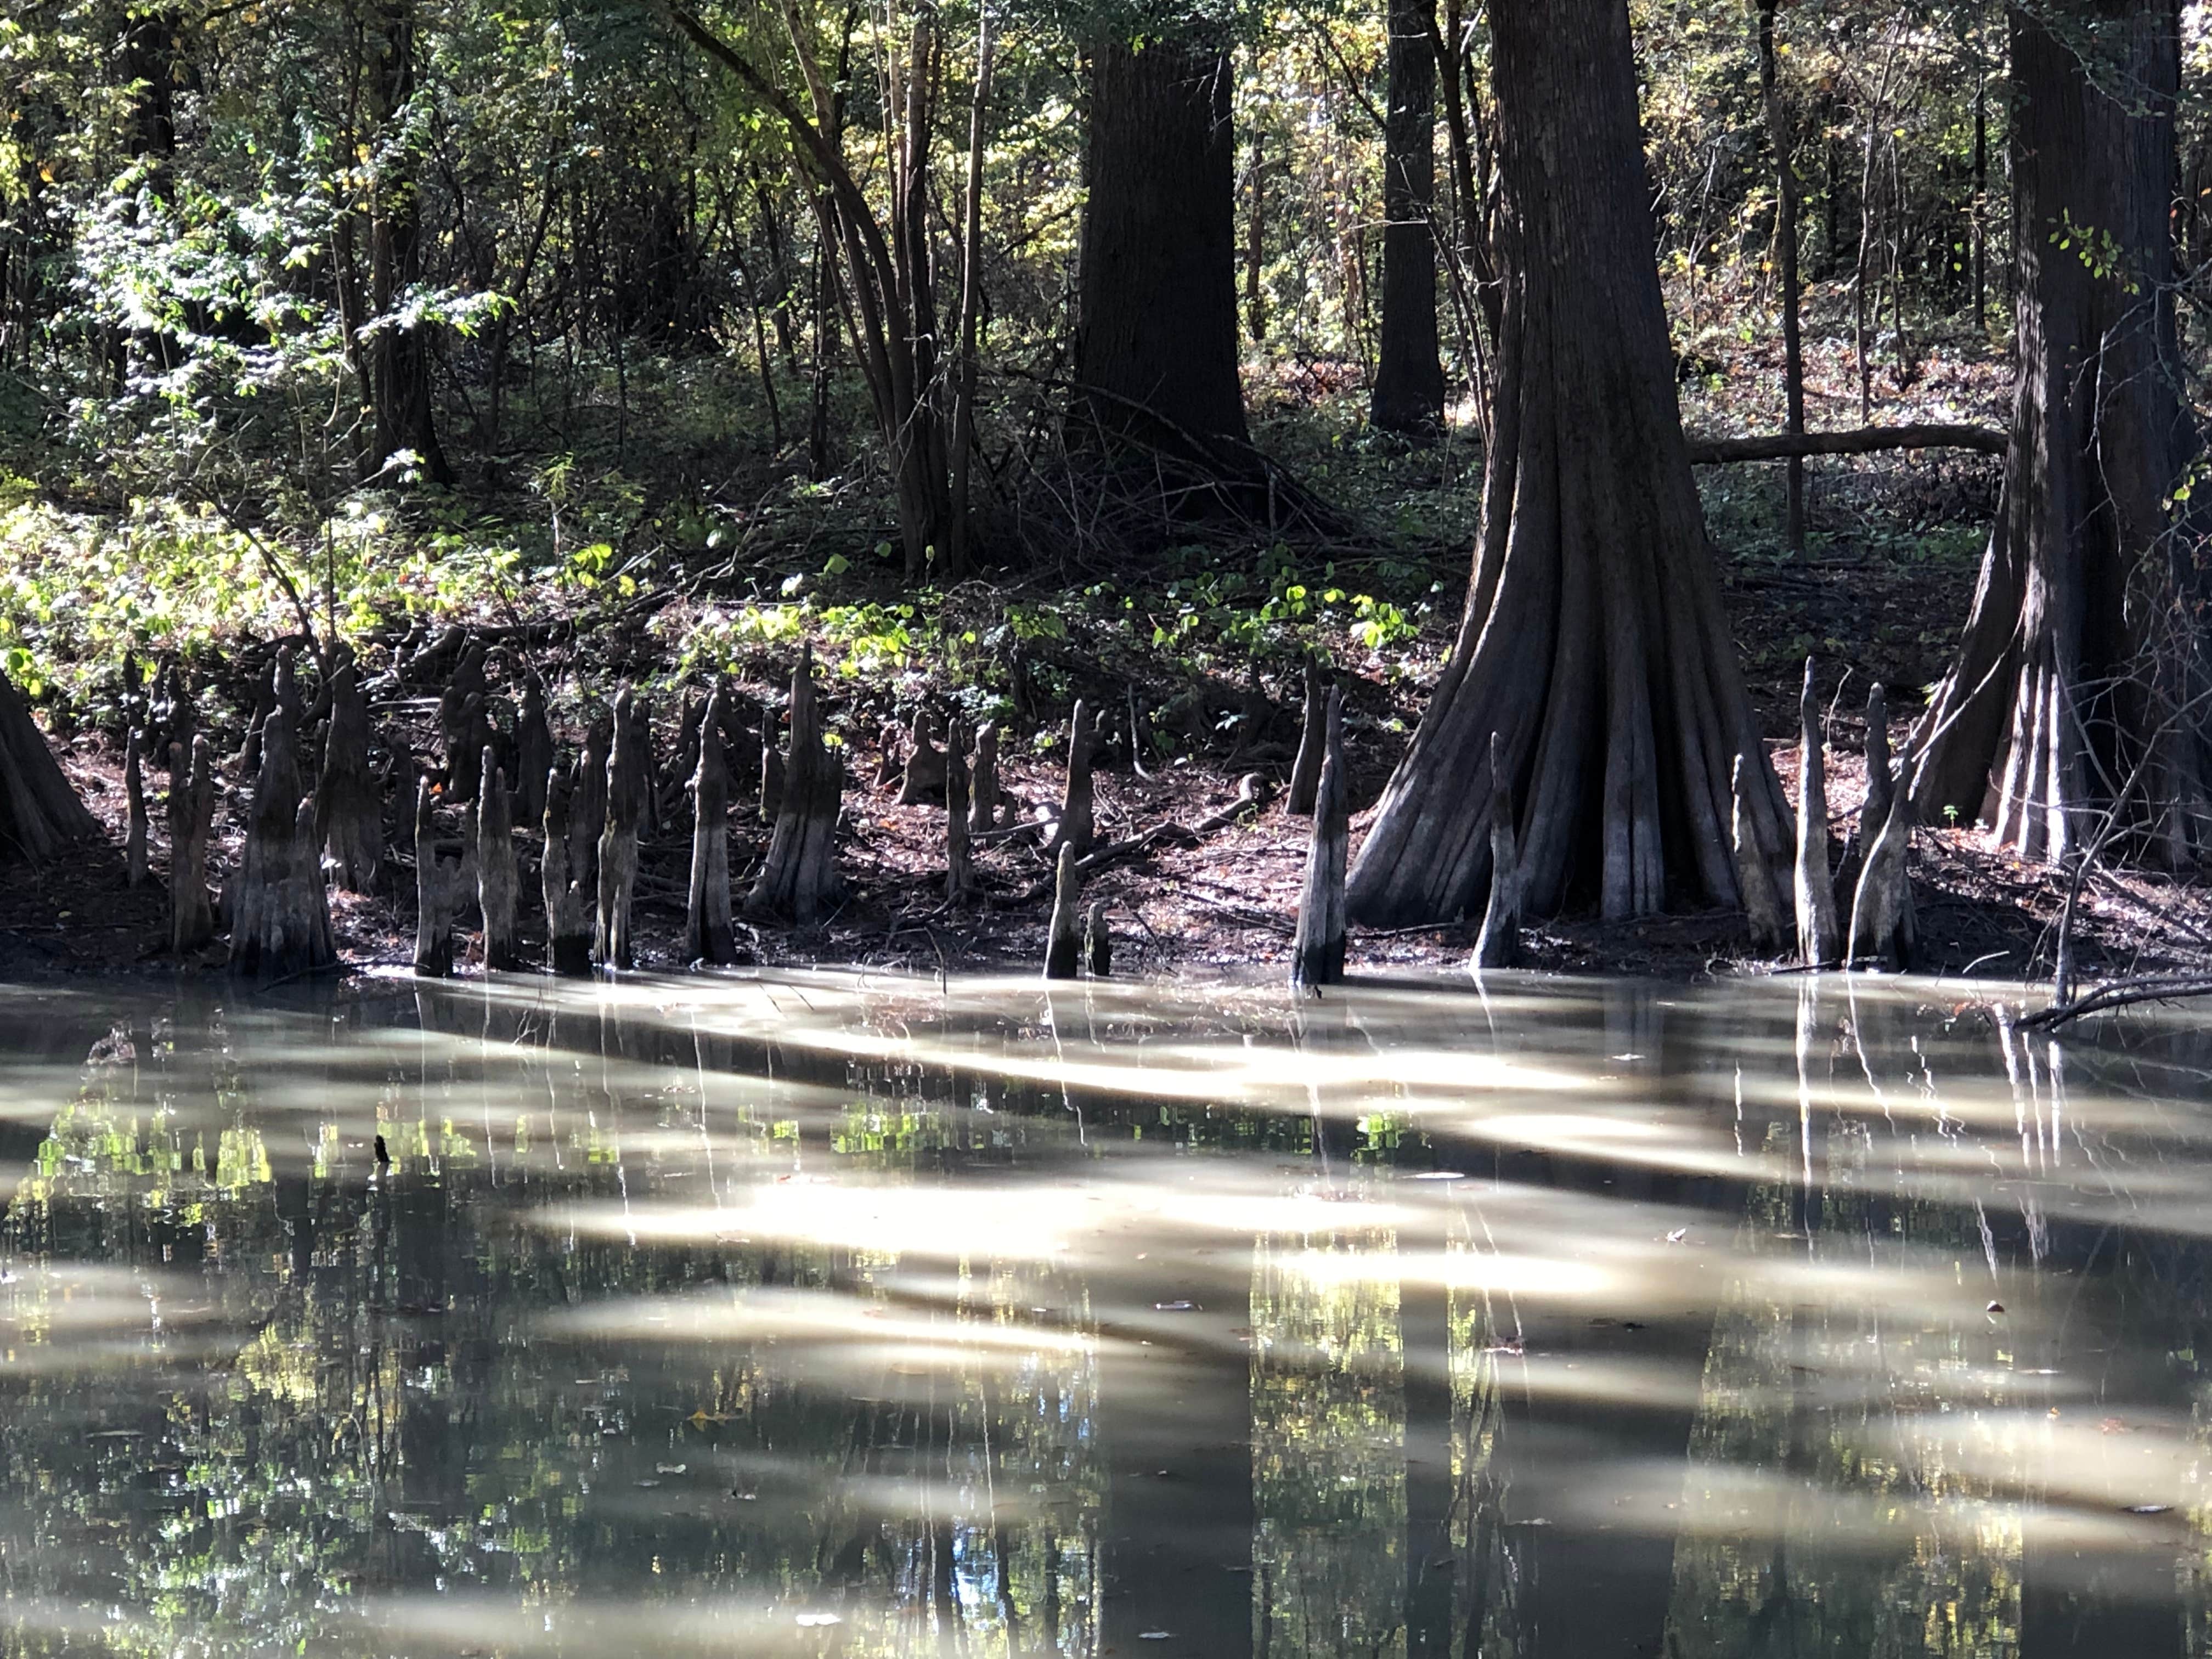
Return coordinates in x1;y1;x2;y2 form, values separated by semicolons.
0;0;2203;978
0;0;2063;710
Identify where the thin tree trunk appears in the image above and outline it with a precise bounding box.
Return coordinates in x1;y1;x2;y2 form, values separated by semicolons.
1756;0;1806;551
946;6;996;577
1371;0;1445;439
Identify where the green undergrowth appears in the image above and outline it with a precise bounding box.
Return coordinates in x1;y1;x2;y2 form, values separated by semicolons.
0;368;1997;746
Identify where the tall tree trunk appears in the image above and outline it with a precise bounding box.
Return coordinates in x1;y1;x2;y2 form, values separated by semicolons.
1910;0;2207;866
1370;0;1445;441
1077;35;1251;452
1345;0;1792;928
364;0;450;485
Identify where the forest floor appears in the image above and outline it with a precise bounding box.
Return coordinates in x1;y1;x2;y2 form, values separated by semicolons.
6;319;2208;994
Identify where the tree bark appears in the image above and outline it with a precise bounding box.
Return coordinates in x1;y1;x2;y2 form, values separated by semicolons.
1077;34;1250;450
1345;0;1793;927
1910;0;2207;867
1370;0;1446;440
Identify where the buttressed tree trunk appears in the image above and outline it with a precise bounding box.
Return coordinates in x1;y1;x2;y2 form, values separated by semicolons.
1077;33;1251;452
1370;0;1446;439
1346;0;1792;926
0;668;96;862
1910;0;2207;864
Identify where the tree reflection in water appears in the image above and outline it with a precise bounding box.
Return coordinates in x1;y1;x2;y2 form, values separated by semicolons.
0;973;2207;1656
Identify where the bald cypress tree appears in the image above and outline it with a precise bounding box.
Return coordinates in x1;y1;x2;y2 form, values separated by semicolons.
1910;0;2207;864
1347;0;1791;926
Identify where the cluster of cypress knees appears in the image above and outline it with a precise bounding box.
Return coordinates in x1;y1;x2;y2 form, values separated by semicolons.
120;636;859;985
112;637;1906;989
1283;652;1918;988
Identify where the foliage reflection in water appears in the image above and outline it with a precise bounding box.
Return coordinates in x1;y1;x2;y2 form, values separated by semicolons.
2;972;2212;1655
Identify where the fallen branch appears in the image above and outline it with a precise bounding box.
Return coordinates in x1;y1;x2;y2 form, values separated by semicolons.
2017;975;2212;1029
1684;422;2006;465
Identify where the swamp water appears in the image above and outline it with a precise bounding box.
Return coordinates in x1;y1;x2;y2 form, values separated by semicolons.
0;970;2207;1656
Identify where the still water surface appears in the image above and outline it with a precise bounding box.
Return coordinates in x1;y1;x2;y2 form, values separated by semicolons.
0;970;2209;1657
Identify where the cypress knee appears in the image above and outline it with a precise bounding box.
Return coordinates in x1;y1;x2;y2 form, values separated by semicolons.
412;778;453;978
513;672;553;827
541;766;594;976
1848;772;1918;970
686;684;736;964
438;644;489;801
969;725;1001;833
1472;730;1522;971
594;687;646;968
569;712;612;893
1290;689;1348;988
1052;702;1097;857
477;752;520;970
1793;658;1840;966
746;649;844;924
1859;683;1894;846
317;652;382;892
945;717;974;901
669;691;707;815
1043;843;1083;980
897;708;947;805
123;727;148;888
167;736;216;954
1286;661;1329;816
229;648;336;982
1084;899;1111;978
759;732;786;823
1733;752;1789;953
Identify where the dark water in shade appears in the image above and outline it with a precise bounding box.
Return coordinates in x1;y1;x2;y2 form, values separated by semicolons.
1;970;2211;1657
